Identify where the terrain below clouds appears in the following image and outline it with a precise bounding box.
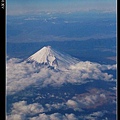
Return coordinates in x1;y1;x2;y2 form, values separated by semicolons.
7;12;116;43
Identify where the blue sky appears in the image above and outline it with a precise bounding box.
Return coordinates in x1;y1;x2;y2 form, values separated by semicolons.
7;0;116;15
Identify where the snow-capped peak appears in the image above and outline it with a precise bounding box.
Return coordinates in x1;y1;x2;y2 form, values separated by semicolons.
27;46;79;70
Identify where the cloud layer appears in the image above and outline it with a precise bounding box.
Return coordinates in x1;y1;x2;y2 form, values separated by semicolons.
6;58;116;95
7;100;78;120
7;101;78;120
7;90;112;120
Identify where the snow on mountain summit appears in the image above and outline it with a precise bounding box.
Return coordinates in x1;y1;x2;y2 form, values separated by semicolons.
27;46;79;70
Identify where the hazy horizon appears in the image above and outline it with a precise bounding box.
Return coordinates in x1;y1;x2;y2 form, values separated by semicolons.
7;0;116;15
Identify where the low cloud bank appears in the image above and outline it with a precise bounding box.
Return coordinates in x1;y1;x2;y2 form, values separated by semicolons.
7;97;109;120
7;58;116;95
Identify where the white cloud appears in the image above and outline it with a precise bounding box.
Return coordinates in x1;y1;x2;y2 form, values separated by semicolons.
91;111;104;117
80;111;107;120
30;113;78;120
65;114;78;120
7;58;116;95
30;113;49;120
109;86;117;91
65;88;115;110
24;17;39;21
45;102;65;111
7;114;25;120
70;61;116;71
45;101;83;113
70;61;116;81
66;100;78;108
7;101;46;120
76;94;98;106
7;100;79;120
12;101;45;115
66;99;83;112
100;93;106;98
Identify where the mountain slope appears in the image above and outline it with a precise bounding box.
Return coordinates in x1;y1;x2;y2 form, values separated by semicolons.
27;46;79;70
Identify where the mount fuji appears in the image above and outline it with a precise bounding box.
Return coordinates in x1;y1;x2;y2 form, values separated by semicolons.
26;46;79;70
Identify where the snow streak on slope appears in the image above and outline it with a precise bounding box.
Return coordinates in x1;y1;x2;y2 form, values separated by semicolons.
27;46;78;70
